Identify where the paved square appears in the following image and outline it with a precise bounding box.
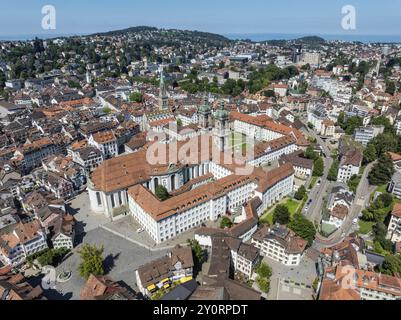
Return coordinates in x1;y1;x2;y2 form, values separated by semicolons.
41;227;168;300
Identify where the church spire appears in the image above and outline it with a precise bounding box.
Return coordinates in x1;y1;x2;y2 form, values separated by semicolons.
159;66;168;110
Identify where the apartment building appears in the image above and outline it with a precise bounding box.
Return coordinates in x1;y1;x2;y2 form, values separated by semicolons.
386;203;401;243
251;224;307;266
0;221;48;266
353;126;385;146
15;137;57;173
388;171;401;200
135;245;194;297
320;265;401;300
337;149;363;183
88;130;118;159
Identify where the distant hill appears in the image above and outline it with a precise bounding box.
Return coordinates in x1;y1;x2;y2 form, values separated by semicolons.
90;26;230;43
295;36;326;44
263;35;326;46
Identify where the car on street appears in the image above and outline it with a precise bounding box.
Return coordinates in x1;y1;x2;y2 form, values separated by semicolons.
136;228;145;234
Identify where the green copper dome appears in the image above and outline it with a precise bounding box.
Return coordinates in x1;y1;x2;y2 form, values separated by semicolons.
198;96;211;114
214;101;229;120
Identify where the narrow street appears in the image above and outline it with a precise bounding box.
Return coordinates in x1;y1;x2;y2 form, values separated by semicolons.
302;127;333;223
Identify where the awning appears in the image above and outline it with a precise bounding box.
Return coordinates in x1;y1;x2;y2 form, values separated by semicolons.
180;276;193;284
147;284;156;291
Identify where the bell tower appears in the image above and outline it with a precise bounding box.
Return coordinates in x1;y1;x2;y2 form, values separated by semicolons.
159;66;169;110
198;95;212;132
213;101;230;151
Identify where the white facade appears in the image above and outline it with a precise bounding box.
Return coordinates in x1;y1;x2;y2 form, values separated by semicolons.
232;119;284;142
130;170;294;244
252;237;303;266
88;135;118;159
52;233;74;250
386;214;401;243
0;230;48;267
337;164;359;183
248;141;297;167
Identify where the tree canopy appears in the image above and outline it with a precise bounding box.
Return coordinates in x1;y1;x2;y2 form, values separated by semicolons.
289;214;316;246
313;157;324;177
368;154;394;186
77;244;105;280
220;216;233;229
294;185;307;201
273;204;290;225
155;185;170;201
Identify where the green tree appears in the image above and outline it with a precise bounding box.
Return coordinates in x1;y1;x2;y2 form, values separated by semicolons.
130;91;143;102
256;276;270;293
313;157;324;177
187;239;206;266
327;160;339;181
368;154;395;186
337;111;346;128
347;175;361;193
289;214;316;246
304;146;318;161
102;107;112;114
77;244;104;280
256;262;272;278
294;185;307;201
370;133;398;157
343;116;363;135
176;118;183;127
220;216;233;229
380;255;401;275
363;143;377;164
155;185;170;201
263;89;275;97
386;81;396;95
370;116;393;133
273;205;290;225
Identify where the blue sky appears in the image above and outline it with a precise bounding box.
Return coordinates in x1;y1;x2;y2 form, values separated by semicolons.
1;0;401;37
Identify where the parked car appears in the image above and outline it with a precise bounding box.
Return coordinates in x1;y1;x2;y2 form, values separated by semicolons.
137;228;145;234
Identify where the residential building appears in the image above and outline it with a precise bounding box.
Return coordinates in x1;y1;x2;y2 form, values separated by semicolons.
135;245;194;297
0;221;48;266
88;130;118;159
251;224;308;266
320;265;401;300
80;274;137;300
388;171;401;200
386;203;401;243
353;126;385;146
337;149;363;183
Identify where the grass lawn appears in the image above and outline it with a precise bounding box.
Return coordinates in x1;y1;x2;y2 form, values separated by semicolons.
376;184;388;194
358;220;374;235
260;198;301;225
229;133;253;153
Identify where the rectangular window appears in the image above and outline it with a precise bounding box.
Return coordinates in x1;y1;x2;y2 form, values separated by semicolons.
111;194;115;208
118;192;122;205
96;192;102;206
